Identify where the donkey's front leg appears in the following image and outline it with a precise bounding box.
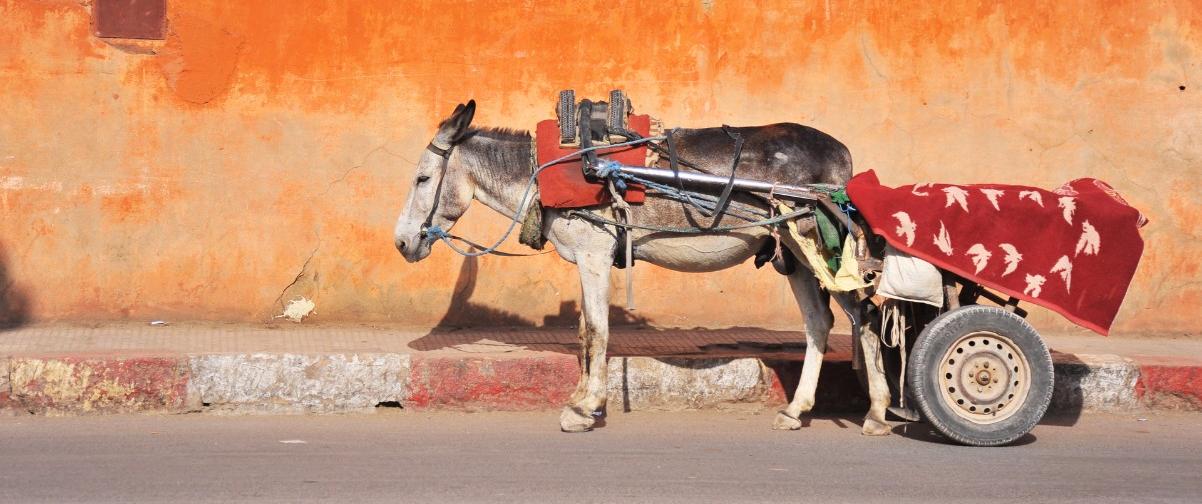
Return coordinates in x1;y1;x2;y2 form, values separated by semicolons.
774;269;833;430
560;252;612;433
568;309;590;406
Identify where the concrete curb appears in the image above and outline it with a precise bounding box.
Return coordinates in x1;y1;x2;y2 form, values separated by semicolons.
4;353;189;415
0;351;1197;416
187;353;410;413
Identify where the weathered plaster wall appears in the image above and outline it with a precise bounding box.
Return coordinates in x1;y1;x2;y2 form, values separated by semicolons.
1;0;1198;334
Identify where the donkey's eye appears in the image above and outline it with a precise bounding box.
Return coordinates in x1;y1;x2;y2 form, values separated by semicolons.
416;175;430;184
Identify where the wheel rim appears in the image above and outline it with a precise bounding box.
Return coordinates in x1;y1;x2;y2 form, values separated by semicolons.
936;331;1031;424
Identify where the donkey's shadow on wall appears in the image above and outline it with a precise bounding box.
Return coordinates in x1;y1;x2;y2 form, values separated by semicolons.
0;242;31;330
407;256;649;353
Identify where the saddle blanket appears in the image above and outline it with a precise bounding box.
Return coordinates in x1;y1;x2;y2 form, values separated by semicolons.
846;170;1147;335
535;114;652;208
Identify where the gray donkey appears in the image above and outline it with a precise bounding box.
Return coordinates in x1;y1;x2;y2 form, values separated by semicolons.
394;100;892;435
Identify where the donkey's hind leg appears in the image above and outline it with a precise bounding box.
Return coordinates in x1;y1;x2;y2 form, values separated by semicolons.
773;268;834;430
832;292;891;436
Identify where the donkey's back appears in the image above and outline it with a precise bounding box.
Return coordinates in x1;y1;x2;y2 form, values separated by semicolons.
667;123;853;187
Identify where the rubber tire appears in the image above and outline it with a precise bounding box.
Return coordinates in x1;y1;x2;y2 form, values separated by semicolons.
907;305;1054;446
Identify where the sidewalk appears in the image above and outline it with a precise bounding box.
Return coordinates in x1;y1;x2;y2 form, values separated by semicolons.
1;322;1199;415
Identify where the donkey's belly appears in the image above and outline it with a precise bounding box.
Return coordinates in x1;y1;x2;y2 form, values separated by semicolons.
632;231;767;273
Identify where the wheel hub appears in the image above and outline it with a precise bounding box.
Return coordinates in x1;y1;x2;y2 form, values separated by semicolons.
937;331;1031;424
975;370;991;386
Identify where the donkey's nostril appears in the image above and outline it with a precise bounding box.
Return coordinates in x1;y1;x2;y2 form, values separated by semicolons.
396;239;407;254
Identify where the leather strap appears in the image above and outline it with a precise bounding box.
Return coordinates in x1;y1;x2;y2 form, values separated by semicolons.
426;141;452;159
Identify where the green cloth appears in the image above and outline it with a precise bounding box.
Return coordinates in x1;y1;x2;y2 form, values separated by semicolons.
813;208;842;272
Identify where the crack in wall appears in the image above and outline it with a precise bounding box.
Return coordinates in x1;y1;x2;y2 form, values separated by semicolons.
322;143;407;198
272;236;322;316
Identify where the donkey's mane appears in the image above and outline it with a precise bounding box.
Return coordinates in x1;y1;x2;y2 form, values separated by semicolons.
469;126;531;142
458;126;534;182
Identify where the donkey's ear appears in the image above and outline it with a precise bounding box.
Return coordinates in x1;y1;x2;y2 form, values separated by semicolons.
448;99;477;143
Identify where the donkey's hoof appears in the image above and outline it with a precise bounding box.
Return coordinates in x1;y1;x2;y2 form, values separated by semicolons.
560;406;595;433
772;411;803;431
861;416;892;436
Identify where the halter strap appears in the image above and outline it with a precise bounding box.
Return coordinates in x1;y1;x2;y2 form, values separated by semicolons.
426;141;453;159
419;139;457;238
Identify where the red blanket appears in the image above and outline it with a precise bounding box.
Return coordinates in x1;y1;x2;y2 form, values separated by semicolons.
847;170;1147;335
535;115;651;208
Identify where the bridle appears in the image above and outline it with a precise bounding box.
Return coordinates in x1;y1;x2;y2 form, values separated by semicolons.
418;139;455;241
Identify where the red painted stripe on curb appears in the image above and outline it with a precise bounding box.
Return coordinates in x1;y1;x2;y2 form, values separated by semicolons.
6;354;190;414
407;355;579;410
1135;358;1202;410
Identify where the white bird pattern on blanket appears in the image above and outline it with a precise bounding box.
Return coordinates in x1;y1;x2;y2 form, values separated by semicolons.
1058;197;1076;225
966;244;991;274
933;221;953;256
1050;255;1073;292
998;243;1023;276
1024;274;1046;298
981;189;1005;211
893;211;917;246
1076;220;1100;256
943;186;970;212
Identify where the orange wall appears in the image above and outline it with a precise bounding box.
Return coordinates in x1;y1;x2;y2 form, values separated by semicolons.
1;0;1199;335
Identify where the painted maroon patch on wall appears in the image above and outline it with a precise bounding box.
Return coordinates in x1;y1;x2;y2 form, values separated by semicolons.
93;0;166;40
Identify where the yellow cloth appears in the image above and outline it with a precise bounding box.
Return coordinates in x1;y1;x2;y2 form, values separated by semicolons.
833;234;873;291
777;204;871;293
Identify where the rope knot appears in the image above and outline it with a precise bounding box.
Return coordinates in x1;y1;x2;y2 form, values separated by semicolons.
595;160;628;193
423;225;449;240
594;159;622;179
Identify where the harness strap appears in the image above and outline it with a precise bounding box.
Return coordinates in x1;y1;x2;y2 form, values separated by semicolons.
665;129;713;217
420;141;455;237
426;141;452;159
706;125;745;229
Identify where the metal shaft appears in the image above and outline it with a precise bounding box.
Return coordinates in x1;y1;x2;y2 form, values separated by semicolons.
615;165;821;201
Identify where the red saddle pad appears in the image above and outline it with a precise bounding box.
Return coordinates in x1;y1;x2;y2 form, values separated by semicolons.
535;115;652;208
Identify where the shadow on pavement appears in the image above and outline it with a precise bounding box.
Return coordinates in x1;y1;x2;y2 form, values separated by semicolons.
407;256;806;357
1041;350;1086;426
891;422;1038;447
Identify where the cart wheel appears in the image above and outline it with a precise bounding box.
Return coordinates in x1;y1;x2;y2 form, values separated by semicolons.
908;305;1053;446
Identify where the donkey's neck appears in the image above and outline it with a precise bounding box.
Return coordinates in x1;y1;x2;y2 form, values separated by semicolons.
458;129;534;218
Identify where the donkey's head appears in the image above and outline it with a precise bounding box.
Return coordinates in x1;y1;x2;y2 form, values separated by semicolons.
393;100;477;262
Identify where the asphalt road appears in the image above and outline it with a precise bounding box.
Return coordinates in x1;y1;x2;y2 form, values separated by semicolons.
1;411;1200;503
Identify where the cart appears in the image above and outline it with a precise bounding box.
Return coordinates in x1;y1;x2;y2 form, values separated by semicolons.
602;159;1058;447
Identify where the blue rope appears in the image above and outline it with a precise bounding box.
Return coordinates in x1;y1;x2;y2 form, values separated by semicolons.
429;136;666;257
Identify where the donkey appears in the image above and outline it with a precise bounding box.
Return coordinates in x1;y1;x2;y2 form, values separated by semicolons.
394;100;892;435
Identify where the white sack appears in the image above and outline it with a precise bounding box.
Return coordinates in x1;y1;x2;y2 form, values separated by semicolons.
878;245;944;307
